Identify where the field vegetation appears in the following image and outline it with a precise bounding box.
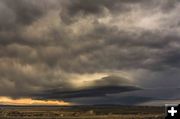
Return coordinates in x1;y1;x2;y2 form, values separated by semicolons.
0;106;164;119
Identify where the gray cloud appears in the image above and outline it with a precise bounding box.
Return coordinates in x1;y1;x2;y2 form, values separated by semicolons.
68;96;154;105
2;0;44;25
67;87;180;105
36;85;141;100
0;0;179;105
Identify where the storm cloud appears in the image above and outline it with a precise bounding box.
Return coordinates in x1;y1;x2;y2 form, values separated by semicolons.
36;85;141;100
0;0;180;105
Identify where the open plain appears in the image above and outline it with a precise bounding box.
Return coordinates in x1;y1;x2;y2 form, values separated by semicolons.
0;106;164;119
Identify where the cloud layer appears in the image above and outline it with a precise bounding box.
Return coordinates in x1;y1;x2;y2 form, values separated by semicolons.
0;0;180;105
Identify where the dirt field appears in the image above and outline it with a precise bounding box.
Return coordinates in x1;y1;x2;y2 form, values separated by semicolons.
0;106;165;119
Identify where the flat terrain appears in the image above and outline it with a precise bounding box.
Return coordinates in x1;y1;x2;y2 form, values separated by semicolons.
0;105;165;119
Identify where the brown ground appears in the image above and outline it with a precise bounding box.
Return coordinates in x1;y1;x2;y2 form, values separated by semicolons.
0;105;165;119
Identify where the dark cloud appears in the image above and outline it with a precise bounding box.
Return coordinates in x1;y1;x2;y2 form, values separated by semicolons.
68;88;180;105
2;0;44;25
0;58;71;98
60;0;180;24
60;0;145;24
0;0;45;32
68;96;154;105
36;85;141;100
0;0;179;105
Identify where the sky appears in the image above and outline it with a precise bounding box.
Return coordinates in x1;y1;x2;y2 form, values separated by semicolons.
0;0;180;106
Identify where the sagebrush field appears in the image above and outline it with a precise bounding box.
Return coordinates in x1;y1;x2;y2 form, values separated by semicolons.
0;106;164;119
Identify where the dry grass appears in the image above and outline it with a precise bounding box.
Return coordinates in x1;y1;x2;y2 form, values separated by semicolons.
0;106;165;119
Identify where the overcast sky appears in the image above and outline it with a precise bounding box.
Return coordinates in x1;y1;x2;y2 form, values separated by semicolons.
0;0;180;105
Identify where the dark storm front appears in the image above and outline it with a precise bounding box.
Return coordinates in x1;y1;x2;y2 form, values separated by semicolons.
166;104;180;119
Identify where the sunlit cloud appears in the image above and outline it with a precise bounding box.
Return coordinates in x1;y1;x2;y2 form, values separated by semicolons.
0;97;71;106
